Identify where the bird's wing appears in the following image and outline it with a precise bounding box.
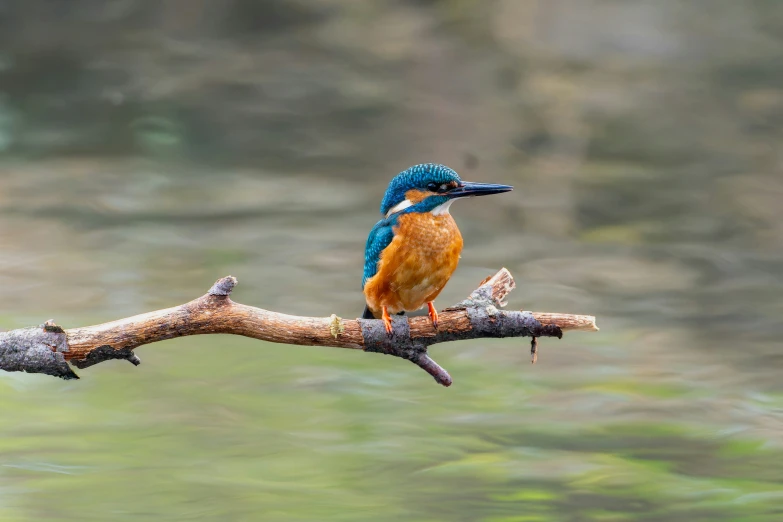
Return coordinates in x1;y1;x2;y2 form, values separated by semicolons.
362;217;396;289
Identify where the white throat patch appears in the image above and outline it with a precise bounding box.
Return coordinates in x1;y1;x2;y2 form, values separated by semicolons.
385;199;413;218
385;198;455;218
431;199;454;216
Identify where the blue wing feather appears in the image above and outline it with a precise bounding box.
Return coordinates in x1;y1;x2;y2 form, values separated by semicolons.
362;217;396;289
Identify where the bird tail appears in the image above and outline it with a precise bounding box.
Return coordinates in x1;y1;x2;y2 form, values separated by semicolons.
361;305;375;319
361;305;405;319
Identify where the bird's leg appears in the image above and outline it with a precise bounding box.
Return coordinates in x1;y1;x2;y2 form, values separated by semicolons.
381;306;393;335
427;302;439;329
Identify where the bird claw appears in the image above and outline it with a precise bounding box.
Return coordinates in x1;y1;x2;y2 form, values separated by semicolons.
382;306;394;336
427;302;439;330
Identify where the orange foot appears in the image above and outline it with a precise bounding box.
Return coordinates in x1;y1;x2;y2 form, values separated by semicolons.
381;306;393;335
427;302;439;330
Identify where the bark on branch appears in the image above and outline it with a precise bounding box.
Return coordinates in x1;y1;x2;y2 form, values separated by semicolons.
0;268;598;386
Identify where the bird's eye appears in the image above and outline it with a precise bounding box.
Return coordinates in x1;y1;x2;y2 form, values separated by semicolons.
427;182;450;193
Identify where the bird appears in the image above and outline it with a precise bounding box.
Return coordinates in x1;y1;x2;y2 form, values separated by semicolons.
362;163;513;334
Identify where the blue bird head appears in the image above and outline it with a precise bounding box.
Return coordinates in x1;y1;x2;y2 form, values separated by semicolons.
380;163;513;217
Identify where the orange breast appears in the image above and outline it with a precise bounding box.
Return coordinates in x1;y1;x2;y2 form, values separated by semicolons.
363;212;463;316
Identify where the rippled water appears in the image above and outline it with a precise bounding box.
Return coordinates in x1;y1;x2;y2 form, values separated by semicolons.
2;2;783;520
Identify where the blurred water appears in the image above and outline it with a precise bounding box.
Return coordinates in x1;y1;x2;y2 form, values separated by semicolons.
1;1;783;520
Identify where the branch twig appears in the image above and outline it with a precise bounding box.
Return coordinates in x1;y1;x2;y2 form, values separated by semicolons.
0;268;597;386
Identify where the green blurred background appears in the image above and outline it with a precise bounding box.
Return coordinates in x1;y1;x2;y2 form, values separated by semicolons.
1;1;783;520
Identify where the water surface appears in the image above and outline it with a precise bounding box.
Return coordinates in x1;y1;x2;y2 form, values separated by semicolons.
1;2;783;520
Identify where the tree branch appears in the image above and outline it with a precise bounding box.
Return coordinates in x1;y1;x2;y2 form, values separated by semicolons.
0;268;598;386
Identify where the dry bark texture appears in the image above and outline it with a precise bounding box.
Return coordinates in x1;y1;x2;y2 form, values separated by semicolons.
0;269;598;386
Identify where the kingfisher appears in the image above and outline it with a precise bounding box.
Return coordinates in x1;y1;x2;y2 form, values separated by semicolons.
362;163;513;334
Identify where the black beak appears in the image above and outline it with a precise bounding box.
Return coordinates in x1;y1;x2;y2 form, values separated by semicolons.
447;181;513;199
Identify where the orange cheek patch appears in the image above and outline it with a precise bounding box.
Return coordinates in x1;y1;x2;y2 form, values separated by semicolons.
404;189;430;204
